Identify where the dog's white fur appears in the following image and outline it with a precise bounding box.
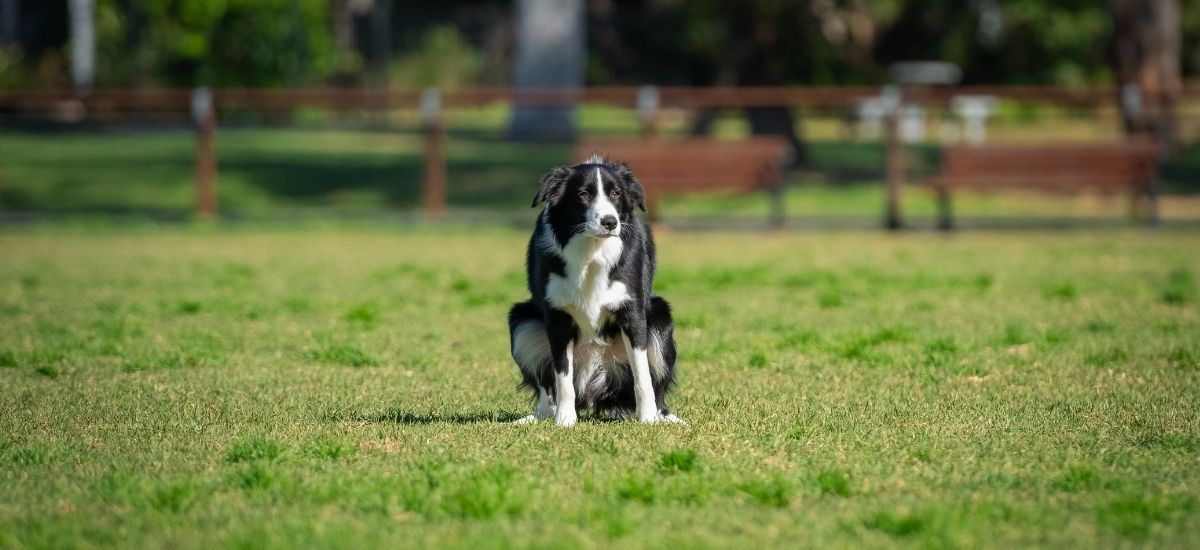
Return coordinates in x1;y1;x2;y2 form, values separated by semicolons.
585;167;621;237
543;225;627;343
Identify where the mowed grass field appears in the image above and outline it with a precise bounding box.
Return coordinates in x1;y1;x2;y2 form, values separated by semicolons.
1;226;1198;548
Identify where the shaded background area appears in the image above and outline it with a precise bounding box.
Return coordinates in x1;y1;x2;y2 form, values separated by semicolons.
8;1;1197;89
1;0;1199;226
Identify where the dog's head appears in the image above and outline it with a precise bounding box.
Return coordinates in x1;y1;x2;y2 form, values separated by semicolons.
532;154;646;239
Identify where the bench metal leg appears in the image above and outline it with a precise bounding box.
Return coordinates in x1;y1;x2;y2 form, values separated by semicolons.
768;185;785;229
885;194;903;230
936;185;953;231
884;113;904;231
1130;184;1160;228
646;192;662;224
1144;184;1160;227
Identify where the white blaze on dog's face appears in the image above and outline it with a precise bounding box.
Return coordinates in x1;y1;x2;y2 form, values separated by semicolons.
585;167;621;237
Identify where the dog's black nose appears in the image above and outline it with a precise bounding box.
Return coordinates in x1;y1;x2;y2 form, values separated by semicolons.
600;215;618;231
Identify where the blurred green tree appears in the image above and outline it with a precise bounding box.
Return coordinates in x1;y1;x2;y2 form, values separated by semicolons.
387;25;483;89
95;0;338;87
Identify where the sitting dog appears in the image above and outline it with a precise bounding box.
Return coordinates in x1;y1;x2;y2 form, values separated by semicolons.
508;155;681;426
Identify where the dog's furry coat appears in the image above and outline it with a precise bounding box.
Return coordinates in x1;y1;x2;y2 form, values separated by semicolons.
508;156;681;426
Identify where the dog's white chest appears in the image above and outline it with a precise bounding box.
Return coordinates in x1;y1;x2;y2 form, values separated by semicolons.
545;235;628;338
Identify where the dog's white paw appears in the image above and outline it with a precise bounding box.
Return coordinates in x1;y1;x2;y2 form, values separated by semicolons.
661;413;687;425
511;415;539;425
635;412;686;425
555;411;577;428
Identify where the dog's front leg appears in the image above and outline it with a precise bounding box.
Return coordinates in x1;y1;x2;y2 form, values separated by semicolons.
546;311;578;427
621;328;659;424
552;341;576;427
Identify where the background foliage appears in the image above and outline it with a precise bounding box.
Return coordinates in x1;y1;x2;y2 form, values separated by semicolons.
3;0;1199;89
93;0;339;87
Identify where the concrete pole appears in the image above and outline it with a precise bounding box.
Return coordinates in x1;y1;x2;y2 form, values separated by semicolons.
192;88;218;219
509;0;584;141
421;88;447;220
68;0;95;92
883;86;904;230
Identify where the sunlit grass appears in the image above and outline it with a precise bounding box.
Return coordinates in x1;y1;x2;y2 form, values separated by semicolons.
0;226;1197;547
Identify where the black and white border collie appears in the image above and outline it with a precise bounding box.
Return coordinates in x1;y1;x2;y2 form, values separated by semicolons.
507;155;682;427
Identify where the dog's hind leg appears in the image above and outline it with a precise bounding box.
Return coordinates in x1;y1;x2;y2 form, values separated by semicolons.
648;296;685;424
509;301;555;424
512;387;554;425
618;310;661;424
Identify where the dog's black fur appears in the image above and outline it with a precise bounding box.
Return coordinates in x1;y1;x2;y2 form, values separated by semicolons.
508;156;678;422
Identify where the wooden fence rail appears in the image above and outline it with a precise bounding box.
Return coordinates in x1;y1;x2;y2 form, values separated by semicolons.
2;84;1189;112
0;84;1196;224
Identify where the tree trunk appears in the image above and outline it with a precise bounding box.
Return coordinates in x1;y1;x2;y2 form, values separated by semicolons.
687;6;807;168
333;0;355;55
125;3;147;87
0;0;17;47
747;107;807;168
68;0;94;91
1111;0;1182;149
369;0;391;83
691;108;807;170
509;0;584;142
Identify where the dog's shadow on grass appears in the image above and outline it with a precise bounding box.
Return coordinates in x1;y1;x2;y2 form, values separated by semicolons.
324;408;526;425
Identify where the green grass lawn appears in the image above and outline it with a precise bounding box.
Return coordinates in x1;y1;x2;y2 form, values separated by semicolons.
1;226;1198;548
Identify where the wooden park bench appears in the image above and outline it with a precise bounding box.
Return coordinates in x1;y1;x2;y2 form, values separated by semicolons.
576;137;792;226
929;142;1160;228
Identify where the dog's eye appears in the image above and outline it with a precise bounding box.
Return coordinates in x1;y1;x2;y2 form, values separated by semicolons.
578;191;591;201
609;189;620;199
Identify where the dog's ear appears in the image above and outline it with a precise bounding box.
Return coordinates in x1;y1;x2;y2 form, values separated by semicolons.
532;166;572;208
615;162;646;212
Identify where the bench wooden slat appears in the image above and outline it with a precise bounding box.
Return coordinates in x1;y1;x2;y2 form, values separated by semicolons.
931;141;1159;228
944;159;1153;175
944;156;1151;168
933;176;1153;191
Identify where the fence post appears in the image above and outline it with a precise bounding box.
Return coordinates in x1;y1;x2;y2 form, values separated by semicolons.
883;85;904;230
421;87;446;221
192;87;218;219
637;85;660;139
